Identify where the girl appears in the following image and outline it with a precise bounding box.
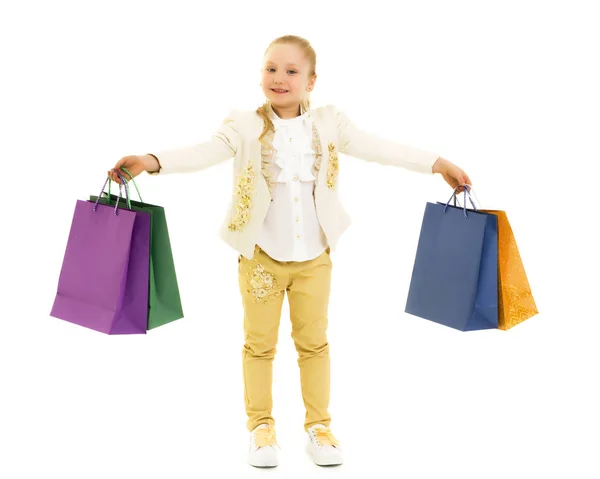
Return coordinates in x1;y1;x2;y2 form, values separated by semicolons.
109;34;471;468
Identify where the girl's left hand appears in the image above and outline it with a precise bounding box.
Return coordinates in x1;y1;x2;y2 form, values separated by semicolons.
433;157;472;194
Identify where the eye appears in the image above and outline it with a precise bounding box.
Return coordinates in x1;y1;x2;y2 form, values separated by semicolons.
266;67;297;74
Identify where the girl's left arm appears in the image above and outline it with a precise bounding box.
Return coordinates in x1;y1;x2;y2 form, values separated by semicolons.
330;104;439;173
331;104;471;190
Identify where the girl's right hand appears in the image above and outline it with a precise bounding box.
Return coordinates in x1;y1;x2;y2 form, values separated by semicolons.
108;154;158;183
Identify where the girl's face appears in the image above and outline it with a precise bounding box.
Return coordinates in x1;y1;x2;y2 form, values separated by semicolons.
260;43;316;115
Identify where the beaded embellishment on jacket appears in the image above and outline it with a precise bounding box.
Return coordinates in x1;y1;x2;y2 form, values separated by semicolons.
326;142;339;189
311;122;323;180
244;261;282;303
228;163;256;232
260;129;276;197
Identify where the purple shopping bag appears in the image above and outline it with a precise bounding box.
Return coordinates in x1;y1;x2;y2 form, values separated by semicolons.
50;177;151;334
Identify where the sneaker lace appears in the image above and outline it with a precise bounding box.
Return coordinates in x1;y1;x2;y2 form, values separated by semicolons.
314;427;339;447
254;423;278;448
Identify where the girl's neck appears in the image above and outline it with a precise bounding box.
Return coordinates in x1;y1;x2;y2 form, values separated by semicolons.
270;102;303;119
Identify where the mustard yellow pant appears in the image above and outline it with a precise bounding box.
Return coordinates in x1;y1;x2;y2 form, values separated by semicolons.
238;245;332;432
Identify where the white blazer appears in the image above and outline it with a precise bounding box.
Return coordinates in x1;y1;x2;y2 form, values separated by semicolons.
149;103;440;259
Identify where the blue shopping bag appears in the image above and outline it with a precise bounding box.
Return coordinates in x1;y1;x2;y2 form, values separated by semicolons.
405;188;498;331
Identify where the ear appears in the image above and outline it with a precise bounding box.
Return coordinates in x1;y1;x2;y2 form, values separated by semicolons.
307;74;317;91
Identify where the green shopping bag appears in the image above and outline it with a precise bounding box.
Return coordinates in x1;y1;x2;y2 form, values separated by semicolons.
90;169;184;330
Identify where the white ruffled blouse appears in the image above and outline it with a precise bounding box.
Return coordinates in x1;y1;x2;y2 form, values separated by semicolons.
270;110;316;183
257;106;329;262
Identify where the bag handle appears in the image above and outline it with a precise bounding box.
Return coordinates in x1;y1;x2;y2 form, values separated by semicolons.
106;167;143;203
115;169;133;209
464;185;482;209
444;184;477;218
93;170;132;214
450;184;480;209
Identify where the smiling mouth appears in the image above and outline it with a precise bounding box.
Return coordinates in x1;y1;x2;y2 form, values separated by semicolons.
271;88;288;93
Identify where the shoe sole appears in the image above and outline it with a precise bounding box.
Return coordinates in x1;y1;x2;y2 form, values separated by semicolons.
248;452;279;467
306;443;343;466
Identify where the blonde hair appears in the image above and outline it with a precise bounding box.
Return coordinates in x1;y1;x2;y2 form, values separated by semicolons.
256;35;317;149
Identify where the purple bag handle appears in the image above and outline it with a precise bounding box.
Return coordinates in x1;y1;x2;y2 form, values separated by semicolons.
93;170;131;215
102;170;135;209
114;169;132;209
107;167;143;203
443;184;477;218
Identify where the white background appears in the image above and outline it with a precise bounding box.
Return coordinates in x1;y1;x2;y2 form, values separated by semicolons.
2;0;599;478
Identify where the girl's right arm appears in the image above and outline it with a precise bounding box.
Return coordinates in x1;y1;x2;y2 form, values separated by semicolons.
109;110;241;183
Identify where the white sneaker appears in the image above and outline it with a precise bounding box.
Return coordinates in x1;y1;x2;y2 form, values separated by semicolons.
248;422;279;467
307;424;343;466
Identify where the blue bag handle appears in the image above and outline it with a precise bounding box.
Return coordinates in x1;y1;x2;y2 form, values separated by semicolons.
444;184;477;218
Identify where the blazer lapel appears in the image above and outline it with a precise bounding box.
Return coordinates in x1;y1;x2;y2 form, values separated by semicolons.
259;128;276;199
308;109;333;190
243;111;271;202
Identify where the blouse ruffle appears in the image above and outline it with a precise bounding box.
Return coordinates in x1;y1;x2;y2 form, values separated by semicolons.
271;112;316;183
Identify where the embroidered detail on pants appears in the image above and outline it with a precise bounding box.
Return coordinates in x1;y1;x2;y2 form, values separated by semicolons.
245;261;282;303
326;142;339;189
228;163;256;232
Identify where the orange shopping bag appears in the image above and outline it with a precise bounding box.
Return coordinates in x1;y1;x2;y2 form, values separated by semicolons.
481;209;538;329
